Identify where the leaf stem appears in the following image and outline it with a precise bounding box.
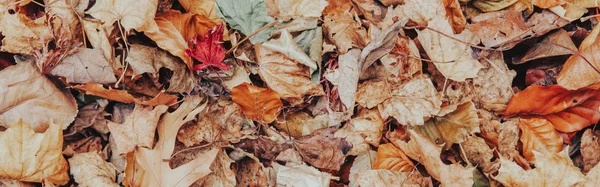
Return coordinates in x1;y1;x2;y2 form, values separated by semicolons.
226;21;278;55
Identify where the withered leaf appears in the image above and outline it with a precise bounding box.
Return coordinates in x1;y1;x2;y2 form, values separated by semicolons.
231;82;283;123
373;144;414;172
295;127;352;171
69;152;119;187
108;104;168;155
74;83;178;106
412;101;480;149
49;48;117;84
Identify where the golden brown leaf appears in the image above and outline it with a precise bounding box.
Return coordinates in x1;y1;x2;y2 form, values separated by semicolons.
533;0;565;8
467;10;532;49
373;144;414;172
86;0;158;32
108;105;168;155
274;112;330;138
505;83;600;133
581;129;600;173
0;11;52;55
295;127;352;171
519;29;577;64
231;82;283;123
68;152;119;187
0;120;69;185
557;23;600;90
518;117;563;161
322;0;369;53
473;51;516;112
412;101;480;149
355;170;432;187
74;83;178;106
49;48;117;84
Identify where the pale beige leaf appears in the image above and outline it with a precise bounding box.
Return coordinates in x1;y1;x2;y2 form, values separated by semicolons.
356;79;391;109
581;129;600;173
378;76;442;126
584;163;600;187
473;51;516;112
0;120;69;185
69;152;119;187
462;136;497;173
273;112;330;138
325;49;361;109
49;48;117;84
395;0;466;33
0;12;52;55
82;19;116;63
126;44;195;92
0;178;35;187
322;1;369;54
86;0;158;32
177;100;248;146
195;150;236;186
268;0;328;21
348;150;376;187
356;170;432;187
519;29;577;64
45;0;81;42
557;23;600;90
417;17;483;81
108;104;168;155
272;163;332;187
334;108;384;155
0;62;77;132
413;101;480;149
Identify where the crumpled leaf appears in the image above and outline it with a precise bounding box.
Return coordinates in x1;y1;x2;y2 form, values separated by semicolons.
373;144;414;172
355;170;432;187
274;112;330;138
66;100;109;136
216;0;275;44
517;117;563;161
68;152;119;187
359;20;408;73
193;149;236;186
82;19;116;63
233;159;270;187
355;79;391;109
417;17;483;81
272;163;333;187
467;10;533;49
505;82;600;133
473;51;516;112
380;36;422;78
124;96;220;187
462;136;497;173
267;0;328;21
472;0;518;12
262;29;317;71
581;129;600;173
231;82;283;123
108;104;168;155
325;49;361;109
334;108;384;155
394;0;467;33
557;23;600;90
74;83;178;106
186;23;229;71
256;33;325;105
397;130;475;186
0;62;77;132
348;150;376;187
126;44;195;92
0;120;69;185
376;76;443;126
49;48;117;84
86;0;158;32
494;148;586;186
518;29;577;64
322;0;369;53
295;127;352;170
0;11;52;55
412;101;480;149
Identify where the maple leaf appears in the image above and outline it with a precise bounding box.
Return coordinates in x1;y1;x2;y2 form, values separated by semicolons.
185;23;229;71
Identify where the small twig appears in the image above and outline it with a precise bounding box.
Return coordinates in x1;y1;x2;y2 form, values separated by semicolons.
226;21;277;55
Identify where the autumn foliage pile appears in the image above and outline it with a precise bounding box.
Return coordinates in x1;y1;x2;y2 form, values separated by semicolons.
3;0;600;186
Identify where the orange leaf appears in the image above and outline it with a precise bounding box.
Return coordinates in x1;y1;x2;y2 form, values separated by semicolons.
231;82;283;123
74;83;178;106
504;83;600;133
373;144;414;172
518;117;563;161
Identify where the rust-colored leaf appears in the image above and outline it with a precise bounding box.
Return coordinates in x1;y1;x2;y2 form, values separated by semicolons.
505;83;600;133
518;117;563;161
73;83;178;106
231;82;283;123
373;144;414;172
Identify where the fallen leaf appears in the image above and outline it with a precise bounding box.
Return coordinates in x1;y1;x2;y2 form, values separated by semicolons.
49;48;117;84
68;152;119;187
473;51;516;112
472;0;518;12
267;0;328;21
355;79;391;109
274;112;330;138
395;0;467;33
396;130;475;186
82;19;116;63
192;149;236;186
584;162;600;186
418;17;483;81
355;170;432;187
233;158;270;187
533;0;565;8
377;76;443;126
494;148;586;186
126;44;195;92
108;104;168;155
380;36;422;78
215;0;275;44
45;0;82;42
186;23;229;71
325;49;361;109
262;29;317;71
348;150;376;187
528;10;570;37
462;136;497;173
74;83;178;106
124;96;220;187
518;117;563;161
412;101;480;149
0;62;77;132
0;11;52;55
505;83;600;133
373;144;414;172
231;82;283;123
557;23;600;90
322;0;369;53
467;10;533;49
272;163;333;187
295;127;352;170
0;120;69;185
519;29;577;64
581;129;600;173
334;108;384;155
359;20;407;73
86;0;158;32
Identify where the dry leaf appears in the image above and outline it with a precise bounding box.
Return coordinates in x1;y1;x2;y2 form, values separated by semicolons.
581;129;600;173
355;80;391;109
107;104;168;155
355;170;432;187
377;76;443;126
215;0;275;44
334;108;384;155
373;144;414;172
380;36;422;78
473;51;516;112
584;163;600;186
272;163;333;187
322;0;369;53
518;117;563;161
126;44;195;92
68;152;119;187
124;96;220;187
494;148;586;186
518;29;577;64
177;100;248;146
348;150;376;187
295;127;352;170
557;23;600;90
267;0;328;21
0;62;77;132
86;0;158;32
472;0;518;12
233;159;270;187
0;120;69;185
395;0;466;33
417;17;483;81
0;11;52;55
396;130;475;186
74;83;178;106
193;150;236;186
186;23;229;71
49;48;117;84
462;136;497;173
273;112;330;138
325;49;361;109
505;83;600;133
63;136;104;157
231;82;283;123
412;101;480;149
82;19;116;63
467;10;533;49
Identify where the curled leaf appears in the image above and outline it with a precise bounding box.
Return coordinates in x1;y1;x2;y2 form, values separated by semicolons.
373;144;414;172
231;82;283;123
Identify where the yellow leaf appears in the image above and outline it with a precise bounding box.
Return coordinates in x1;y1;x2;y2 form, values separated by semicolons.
0;120;69;185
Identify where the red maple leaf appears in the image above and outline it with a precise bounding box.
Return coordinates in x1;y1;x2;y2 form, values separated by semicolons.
185;23;229;71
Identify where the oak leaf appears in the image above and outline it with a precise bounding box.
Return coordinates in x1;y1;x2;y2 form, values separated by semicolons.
108;104;168;155
231;82;283;123
68;152;119;187
373;144;414;172
518;117;563;161
505;83;600;133
74;83;178;106
0;120;69;185
557;23;600;90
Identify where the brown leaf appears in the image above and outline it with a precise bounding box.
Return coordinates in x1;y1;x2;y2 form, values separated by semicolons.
325;49;361;109
82;19;116;63
519;29;577;64
518;117;563;161
49;48;117;84
467;10;533;49
0;120;69;185
273;163;333;186
233;159;270;187
473;51;516;112
295;127;352;171
86;0;158;32
0;62;77;132
0;11;52;55
355;170;432;187
581;129;600;173
505;83;600;133
274;112;330;138
557;23;600;90
533;0;565;8
413;101;480;149
379;36;422;78
472;0;518;12
126;44;195;92
373;144;414;172
528;10;570;37
74;82;178;106
395;0;466;33
335;108;384;155
322;0;369;53
68;152;119;187
63;136;104;157
462;136;497;173
231;82;283;123
108;104;168;155
376;76;442;126
355;79;391;109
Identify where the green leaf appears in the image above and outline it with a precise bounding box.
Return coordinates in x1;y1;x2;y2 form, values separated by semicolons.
215;0;275;44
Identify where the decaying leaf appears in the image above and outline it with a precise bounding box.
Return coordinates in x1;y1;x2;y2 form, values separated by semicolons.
348;150;376;187
0;11;52;55
394;0;467;33
322;0;369;53
467;10;533;49
412;101;480;149
334;108;384;155
473;51;516;112
462;136;497;173
215;0;275;44
267;0;328;21
325;49;361;109
49;48;117;84
557;23;600;90
126;44;195;92
373;144;414;172
108;104;168;155
231;82;283;123
295;127;352;171
0;62;77;132
272;163;333;187
355;170;432;187
518;117;563;161
86;0;159;32
274;112;330;138
68;152;119;187
518;29;577;64
581;129;600;173
380;36;422;78
74;83;178;106
0;120;69;185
